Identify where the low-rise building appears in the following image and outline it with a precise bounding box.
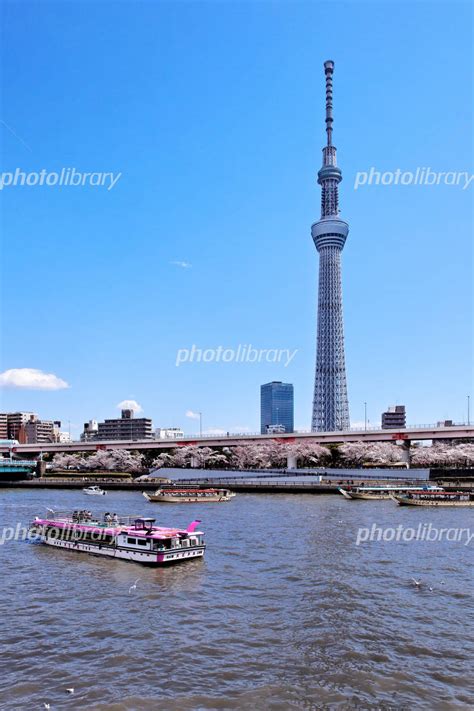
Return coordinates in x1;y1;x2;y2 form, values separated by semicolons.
0;412;63;443
266;424;287;434
0;413;8;439
82;410;153;441
381;405;406;429
81;420;99;441
24;415;60;444
5;412;37;442
155;428;184;440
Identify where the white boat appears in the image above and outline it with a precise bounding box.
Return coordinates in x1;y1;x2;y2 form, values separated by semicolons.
30;511;205;565
83;486;107;496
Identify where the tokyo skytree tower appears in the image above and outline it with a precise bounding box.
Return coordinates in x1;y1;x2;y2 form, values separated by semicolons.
311;60;350;432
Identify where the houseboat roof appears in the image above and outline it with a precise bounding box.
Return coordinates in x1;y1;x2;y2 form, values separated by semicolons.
34;513;203;540
158;488;227;494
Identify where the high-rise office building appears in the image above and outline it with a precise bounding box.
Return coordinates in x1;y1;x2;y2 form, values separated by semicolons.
261;382;294;434
311;60;350;432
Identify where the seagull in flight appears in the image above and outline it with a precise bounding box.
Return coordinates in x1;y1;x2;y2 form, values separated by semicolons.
65;688;74;694
129;578;141;594
411;578;422;588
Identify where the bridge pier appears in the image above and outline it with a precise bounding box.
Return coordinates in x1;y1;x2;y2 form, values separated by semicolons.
397;441;411;467
287;454;298;470
35;460;46;477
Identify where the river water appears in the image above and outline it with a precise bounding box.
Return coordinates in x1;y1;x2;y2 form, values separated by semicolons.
0;487;472;710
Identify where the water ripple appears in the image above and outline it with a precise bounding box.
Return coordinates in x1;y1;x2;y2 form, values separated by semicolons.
0;489;472;709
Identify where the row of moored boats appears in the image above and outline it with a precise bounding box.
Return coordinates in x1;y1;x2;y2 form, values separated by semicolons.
338;485;474;506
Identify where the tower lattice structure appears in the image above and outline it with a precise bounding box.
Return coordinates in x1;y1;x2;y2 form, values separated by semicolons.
311;60;350;432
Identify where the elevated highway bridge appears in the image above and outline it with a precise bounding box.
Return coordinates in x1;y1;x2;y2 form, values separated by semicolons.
2;424;473;457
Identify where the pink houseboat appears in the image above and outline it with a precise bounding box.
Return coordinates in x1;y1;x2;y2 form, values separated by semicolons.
30;510;205;565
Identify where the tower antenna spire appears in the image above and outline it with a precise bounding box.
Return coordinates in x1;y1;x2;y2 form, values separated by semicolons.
324;60;335;146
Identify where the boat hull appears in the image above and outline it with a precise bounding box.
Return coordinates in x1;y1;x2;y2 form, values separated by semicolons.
143;492;233;503
39;534;205;564
339;489;390;500
393;497;474;507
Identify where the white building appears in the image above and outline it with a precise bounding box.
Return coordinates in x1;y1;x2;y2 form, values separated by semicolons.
266;424;287;434
81;420;99;441
155;427;184;440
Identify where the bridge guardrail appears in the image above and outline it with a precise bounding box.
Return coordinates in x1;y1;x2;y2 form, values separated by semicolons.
75;422;472;442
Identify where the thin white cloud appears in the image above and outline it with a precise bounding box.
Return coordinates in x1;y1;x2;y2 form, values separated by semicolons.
116;399;143;414
171;260;192;269
0;368;69;390
186;410;201;419
204;428;226;435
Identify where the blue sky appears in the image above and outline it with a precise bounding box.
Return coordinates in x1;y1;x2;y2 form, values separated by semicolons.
0;0;472;436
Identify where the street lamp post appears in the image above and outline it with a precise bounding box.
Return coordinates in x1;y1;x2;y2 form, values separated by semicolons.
468;396;470;426
199;412;202;437
364;402;367;431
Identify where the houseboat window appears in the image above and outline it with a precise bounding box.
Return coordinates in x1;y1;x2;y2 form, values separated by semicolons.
154;539;171;550
137;539;148;546
127;537;137;544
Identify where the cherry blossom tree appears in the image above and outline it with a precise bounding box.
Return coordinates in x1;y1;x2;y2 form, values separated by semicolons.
152;445;229;469
339;441;405;466
411;443;474;468
286;442;332;466
52;449;145;474
51;453;82;470
150;441;332;471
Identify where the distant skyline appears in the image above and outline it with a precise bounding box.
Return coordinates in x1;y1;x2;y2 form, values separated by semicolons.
0;1;472;437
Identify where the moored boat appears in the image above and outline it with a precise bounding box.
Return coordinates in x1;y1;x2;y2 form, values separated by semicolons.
143;487;235;503
339;485;442;500
30;510;205;564
83;485;107;496
390;490;474;507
